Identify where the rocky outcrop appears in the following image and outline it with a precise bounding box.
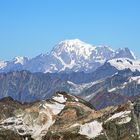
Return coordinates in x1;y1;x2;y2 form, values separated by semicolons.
43;101;140;140
0;92;139;140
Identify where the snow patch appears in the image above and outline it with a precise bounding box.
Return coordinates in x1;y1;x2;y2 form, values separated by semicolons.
108;82;129;93
108;87;117;92
79;121;103;138
45;102;65;115
14;56;27;65
117;116;131;124
129;76;140;84
0;61;7;69
106;111;131;122
52;94;67;103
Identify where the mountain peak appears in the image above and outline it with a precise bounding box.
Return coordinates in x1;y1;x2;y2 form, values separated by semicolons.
115;47;136;60
58;39;88;45
51;39;96;65
52;39;96;54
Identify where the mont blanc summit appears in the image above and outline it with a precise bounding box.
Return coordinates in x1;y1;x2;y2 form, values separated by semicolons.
0;39;136;73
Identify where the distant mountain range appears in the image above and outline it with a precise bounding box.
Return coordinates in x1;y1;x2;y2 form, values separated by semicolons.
0;39;136;73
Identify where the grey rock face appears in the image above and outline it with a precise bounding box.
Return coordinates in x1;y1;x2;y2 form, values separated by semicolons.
86;69;140;109
0;71;70;102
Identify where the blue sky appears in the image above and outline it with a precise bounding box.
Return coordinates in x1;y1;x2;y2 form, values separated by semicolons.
0;0;140;60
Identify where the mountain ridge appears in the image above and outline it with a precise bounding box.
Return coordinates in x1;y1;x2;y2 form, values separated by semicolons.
0;68;140;108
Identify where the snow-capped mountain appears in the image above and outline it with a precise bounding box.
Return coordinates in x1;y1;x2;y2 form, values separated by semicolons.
0;39;136;73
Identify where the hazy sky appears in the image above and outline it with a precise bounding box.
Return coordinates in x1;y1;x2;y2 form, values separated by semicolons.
0;0;140;60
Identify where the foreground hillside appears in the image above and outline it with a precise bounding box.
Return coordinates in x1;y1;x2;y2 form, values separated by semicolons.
0;92;139;140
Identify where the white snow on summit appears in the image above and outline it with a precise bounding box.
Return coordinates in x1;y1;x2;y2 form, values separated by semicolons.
0;60;7;69
13;56;28;65
52;93;67;103
51;39;96;60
